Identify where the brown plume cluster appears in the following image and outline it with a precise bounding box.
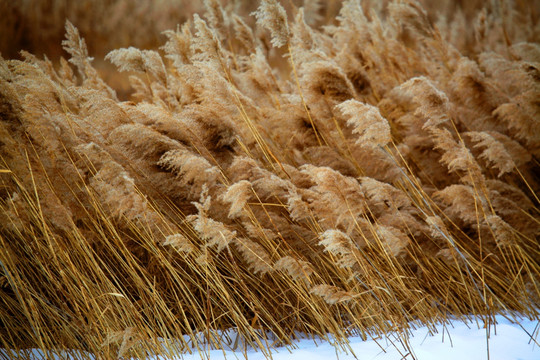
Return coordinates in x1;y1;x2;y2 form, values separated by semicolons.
0;0;539;358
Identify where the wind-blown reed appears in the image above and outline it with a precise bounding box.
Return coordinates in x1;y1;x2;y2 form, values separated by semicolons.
1;0;539;358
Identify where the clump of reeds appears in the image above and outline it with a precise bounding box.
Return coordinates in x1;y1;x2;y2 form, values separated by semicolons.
1;0;539;358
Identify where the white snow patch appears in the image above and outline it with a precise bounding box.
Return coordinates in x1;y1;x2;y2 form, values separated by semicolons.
2;315;538;360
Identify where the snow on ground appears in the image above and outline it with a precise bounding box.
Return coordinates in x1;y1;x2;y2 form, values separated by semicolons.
2;315;538;360
175;315;539;360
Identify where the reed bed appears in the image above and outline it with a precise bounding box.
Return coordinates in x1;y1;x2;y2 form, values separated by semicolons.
0;0;539;358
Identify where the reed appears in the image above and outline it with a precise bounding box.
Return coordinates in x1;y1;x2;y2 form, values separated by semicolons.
0;0;538;358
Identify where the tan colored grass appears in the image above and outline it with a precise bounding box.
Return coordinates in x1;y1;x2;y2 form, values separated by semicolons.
1;0;539;358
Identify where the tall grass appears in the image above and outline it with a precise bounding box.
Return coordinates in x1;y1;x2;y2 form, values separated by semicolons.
1;0;539;358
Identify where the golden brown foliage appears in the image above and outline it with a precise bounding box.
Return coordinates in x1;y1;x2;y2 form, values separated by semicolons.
0;0;539;358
